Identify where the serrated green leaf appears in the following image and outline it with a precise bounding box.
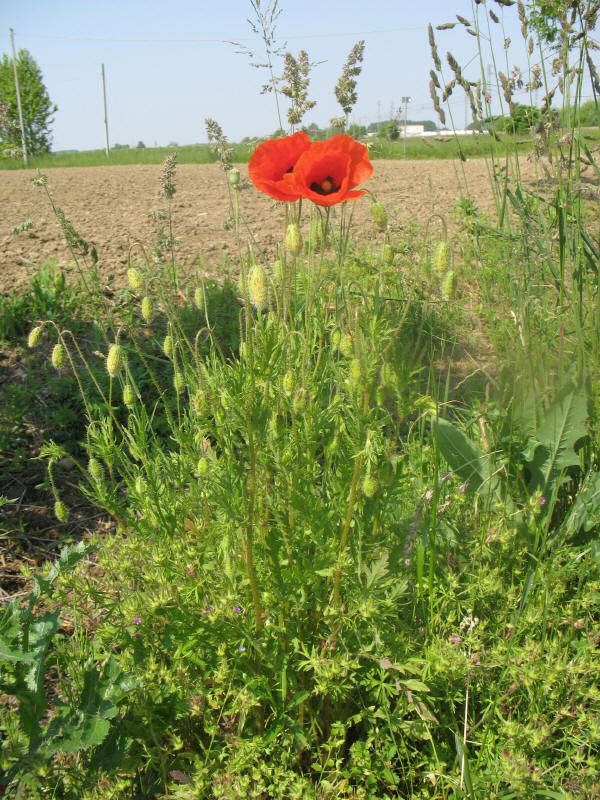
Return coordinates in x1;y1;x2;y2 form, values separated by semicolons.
435;416;499;498
527;382;587;493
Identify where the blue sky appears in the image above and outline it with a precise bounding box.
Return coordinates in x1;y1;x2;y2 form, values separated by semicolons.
0;0;576;151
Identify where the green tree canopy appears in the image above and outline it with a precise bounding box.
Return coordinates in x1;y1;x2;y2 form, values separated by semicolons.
0;48;57;155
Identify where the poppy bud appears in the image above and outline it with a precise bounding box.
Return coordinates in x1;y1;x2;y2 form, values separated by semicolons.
123;384;136;407
135;476;146;494
283;371;295;397
285;223;303;256
197;456;210;477
433;241;449;275
293;388;309;414
163;335;174;358
339;333;353;358
127;268;144;292
382;244;394;266
362;474;379;498
54;499;69;522
229;168;241;186
331;328;342;351
371;202;388;231
51;343;65;369
174;372;186;394
248;265;268;310
106;344;124;378
349;358;362;384
442;269;457;301
141;296;154;323
28;326;43;348
88;458;104;481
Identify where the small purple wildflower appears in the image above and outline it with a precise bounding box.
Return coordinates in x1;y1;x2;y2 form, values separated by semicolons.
238;645;245;652
451;635;461;644
134;616;142;625
233;605;241;613
540;496;546;505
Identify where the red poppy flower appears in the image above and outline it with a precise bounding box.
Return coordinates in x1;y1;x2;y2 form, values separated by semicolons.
248;131;311;202
284;134;373;207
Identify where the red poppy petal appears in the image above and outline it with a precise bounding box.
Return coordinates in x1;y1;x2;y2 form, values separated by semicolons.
249;132;311;201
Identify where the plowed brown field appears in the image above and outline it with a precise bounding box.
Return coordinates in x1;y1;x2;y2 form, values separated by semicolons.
0;159;532;293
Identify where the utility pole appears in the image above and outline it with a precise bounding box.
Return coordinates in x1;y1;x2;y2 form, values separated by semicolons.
101;63;109;157
9;28;27;166
402;96;412;157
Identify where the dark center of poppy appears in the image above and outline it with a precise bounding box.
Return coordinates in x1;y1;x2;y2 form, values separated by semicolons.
310;175;339;195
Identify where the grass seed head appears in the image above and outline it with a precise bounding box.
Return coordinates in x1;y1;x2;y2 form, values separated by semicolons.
383;244;394;265
285;223;303;256
127;268;144;292
194;286;205;310
106;344;124;378
349;358;362;384
51;343;65;369
371;202;388;231
141;296;154;323
293;387;309;414
28;326;43;348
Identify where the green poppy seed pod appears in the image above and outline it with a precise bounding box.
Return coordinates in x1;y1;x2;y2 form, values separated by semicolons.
285;223;303;256
141;296;154;323
173;371;186;394
371;201;388;231
28;326;43;348
248;265;268;310
441;269;458;301
197;456;210;477
349;358;362;384
382;244;394;266
88;458;104;481
339;333;353;358
123;383;136;407
194;286;205;310
135;475;146;494
229;168;241;186
292;388;308;414
51;343;65;369
282;371;295;397
54;499;69;523
331;328;341;351
433;241;449;275
163;334;174;358
127;268;144;292
361;474;379;499
106;344;124;378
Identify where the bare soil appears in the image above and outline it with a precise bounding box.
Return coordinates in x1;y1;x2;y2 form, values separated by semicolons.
0;158;534;293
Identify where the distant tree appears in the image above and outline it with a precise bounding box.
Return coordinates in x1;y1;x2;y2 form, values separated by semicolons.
527;0;599;47
113;142;130;150
379;120;399;140
167;140;178;147
0;48;57;154
507;103;541;133
136;140;146;149
347;123;367;138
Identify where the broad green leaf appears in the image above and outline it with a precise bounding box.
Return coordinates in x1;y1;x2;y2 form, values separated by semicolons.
434;416;500;498
562;469;600;538
527;381;587;493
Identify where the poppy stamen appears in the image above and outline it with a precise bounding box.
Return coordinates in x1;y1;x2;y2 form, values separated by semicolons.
310;175;339;195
